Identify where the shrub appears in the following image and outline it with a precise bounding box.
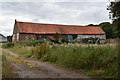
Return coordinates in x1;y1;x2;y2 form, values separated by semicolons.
32;43;47;59
2;43;15;48
15;40;45;47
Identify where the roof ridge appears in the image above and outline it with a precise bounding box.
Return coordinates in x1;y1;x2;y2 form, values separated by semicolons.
16;21;99;28
15;20;105;35
0;33;6;37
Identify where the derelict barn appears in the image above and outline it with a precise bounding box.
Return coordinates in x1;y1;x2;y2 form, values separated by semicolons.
12;20;106;42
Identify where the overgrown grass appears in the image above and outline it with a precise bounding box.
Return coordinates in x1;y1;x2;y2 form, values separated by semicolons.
2;43;14;48
2;39;45;57
7;46;33;57
2;52;18;78
41;44;118;78
0;43;2;48
2;41;118;78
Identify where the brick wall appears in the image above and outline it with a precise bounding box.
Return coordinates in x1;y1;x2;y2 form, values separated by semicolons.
19;33;35;41
13;33;68;42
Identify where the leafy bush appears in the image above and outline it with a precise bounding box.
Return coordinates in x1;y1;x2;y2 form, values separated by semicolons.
32;43;47;59
2;43;15;48
15;40;45;47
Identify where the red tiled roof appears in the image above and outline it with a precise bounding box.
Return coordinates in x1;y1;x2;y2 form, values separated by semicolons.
16;21;105;34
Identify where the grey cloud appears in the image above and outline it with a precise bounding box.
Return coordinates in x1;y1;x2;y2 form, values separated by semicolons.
1;0;108;2
0;2;111;36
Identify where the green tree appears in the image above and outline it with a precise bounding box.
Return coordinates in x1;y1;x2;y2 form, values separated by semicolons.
107;1;120;38
7;35;12;42
99;22;114;38
86;24;99;26
107;1;120;79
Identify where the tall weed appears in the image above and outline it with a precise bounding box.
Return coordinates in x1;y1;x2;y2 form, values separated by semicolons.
32;43;47;59
41;44;118;78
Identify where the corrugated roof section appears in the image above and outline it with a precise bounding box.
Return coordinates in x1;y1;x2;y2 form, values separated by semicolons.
16;21;105;34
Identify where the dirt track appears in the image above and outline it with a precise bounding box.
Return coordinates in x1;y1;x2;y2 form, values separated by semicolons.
2;49;92;78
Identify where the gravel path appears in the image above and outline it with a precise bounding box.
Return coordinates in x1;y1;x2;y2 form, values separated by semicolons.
2;49;93;79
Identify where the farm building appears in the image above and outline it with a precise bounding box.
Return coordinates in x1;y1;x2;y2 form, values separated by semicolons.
12;20;106;42
0;33;7;43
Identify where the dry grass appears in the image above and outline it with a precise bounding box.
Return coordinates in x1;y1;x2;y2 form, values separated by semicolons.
2;50;38;69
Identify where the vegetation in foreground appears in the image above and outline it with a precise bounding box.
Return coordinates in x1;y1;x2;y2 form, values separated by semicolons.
2;50;38;69
2;52;18;78
41;44;118;78
2;40;118;78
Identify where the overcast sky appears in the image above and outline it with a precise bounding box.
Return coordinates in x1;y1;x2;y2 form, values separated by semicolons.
0;0;112;36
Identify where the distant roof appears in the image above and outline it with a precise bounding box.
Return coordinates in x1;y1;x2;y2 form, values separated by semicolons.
0;33;6;38
15;21;105;34
0;33;3;36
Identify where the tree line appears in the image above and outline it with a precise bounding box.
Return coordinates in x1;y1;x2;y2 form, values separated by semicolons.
87;22;117;39
87;0;120;39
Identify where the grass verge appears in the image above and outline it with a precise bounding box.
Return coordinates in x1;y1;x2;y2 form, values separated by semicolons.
7;46;33;57
2;50;38;69
2;52;18;78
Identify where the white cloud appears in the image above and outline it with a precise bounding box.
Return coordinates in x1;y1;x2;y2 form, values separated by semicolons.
1;0;109;2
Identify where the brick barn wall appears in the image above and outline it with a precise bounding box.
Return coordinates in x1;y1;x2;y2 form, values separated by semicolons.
18;33;68;42
19;33;35;41
12;22;21;42
12;33;17;42
39;34;68;40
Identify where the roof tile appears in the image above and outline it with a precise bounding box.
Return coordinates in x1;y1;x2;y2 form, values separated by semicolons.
16;21;105;34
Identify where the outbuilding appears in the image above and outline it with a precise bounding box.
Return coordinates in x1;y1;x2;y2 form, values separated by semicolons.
12;20;106;42
0;33;7;43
